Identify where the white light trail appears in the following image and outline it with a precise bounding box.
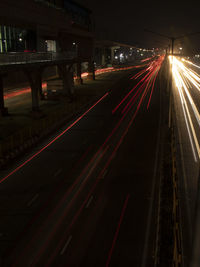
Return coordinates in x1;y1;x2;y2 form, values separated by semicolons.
170;56;200;161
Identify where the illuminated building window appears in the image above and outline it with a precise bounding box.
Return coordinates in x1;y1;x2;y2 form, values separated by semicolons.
0;26;36;53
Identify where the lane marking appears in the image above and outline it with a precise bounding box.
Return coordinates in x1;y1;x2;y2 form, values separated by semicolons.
54;169;62;177
85;195;93;208
27;194;39;207
60;235;72;255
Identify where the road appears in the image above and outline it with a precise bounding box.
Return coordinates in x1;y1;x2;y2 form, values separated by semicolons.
0;56;166;266
170;56;200;266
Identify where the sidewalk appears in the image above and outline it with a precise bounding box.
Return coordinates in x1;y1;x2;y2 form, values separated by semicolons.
0;66;137;166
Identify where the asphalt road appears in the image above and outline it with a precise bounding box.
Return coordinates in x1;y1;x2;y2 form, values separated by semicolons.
0;61;166;266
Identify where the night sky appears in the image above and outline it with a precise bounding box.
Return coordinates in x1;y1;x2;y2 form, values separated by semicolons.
77;0;200;52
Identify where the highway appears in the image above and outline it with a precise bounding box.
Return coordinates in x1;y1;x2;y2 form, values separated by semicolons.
0;56;167;266
170;56;200;266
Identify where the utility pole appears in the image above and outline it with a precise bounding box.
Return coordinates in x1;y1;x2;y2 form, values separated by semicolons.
144;29;200;55
171;37;174;55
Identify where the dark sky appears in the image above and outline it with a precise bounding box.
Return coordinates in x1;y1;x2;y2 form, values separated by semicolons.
77;0;200;52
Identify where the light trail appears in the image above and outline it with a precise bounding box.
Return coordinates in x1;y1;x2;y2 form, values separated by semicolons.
4;83;47;99
141;55;156;62
106;194;130;267
169;56;200;161
182;58;200;69
112;55;164;114
0;92;109;184
8;58;163;265
15;57;163;265
4;66;137;100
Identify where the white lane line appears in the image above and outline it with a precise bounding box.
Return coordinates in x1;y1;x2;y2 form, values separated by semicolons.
101;170;108;179
54;168;62;177
85;195;93;208
60;235;72;255
27;194;39;207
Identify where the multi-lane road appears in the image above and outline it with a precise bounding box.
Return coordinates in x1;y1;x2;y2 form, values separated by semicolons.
170;56;200;266
0;56;167;266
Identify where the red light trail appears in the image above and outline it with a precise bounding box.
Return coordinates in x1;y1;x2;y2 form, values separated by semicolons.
0;92;109;184
4;66;138;100
106;194;130;267
112;55;165;114
4;83;47;99
7;57;164;265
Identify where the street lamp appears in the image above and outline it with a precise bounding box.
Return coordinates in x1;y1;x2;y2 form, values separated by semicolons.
144;29;200;55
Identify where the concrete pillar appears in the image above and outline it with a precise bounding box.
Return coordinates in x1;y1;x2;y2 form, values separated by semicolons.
31;84;40;112
57;64;74;101
37;69;45;100
76;62;83;85
87;60;95;80
0;75;8;116
25;69;41;112
101;48;106;66
111;47;115;65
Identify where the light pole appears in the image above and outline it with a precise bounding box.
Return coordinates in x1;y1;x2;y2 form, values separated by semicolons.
144;29;200;55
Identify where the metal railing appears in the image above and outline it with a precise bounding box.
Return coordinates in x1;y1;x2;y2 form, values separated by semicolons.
0;51;77;66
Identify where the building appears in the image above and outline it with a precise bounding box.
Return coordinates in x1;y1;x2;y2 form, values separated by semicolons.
0;0;95;90
0;0;94;56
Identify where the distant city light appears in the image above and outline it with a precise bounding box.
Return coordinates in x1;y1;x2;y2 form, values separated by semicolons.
19;38;23;42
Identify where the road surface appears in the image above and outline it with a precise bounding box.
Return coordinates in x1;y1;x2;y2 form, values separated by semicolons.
170;56;200;266
0;56;166;266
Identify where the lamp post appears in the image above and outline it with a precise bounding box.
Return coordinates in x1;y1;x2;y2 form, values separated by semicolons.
144;29;200;55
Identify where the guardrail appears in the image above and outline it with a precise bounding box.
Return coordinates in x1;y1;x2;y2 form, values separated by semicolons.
170;57;183;266
0;100;79;162
0;52;77;65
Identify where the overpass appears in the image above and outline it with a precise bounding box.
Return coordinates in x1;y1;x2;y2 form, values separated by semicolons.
0;51;96;116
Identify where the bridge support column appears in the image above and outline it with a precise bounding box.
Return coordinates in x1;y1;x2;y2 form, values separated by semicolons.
57;64;74;102
25;69;41;114
0;75;8;117
38;70;45;100
111;47;115;65
87;60;95;80
101;48;106;67
76;62;83;85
